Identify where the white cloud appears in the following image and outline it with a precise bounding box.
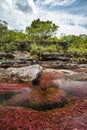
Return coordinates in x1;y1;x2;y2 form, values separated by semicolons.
1;0;37;14
35;8;87;37
1;0;14;11
36;0;77;6
1;0;38;30
28;0;37;14
57;25;87;37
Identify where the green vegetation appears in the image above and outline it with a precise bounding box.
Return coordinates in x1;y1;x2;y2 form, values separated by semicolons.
26;18;58;42
0;19;87;60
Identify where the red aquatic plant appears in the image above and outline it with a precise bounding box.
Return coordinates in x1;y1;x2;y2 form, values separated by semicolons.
4;87;67;110
0;100;87;130
39;72;64;88
0;82;31;94
0;72;87;130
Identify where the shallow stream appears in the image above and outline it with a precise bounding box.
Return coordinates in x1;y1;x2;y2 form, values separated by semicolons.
0;72;87;130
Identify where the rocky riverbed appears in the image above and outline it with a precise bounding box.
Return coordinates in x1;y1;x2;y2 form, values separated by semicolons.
0;51;87;130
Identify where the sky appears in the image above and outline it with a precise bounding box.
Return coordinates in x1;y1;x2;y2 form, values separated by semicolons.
0;0;87;37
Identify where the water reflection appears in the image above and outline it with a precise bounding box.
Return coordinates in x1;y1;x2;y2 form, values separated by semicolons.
54;78;87;98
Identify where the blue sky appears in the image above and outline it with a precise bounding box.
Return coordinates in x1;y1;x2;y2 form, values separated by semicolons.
0;0;87;37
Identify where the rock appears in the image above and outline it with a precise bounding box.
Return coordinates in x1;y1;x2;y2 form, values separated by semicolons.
19;57;33;61
75;64;87;73
41;60;78;69
0;60;15;68
39;52;70;61
4;87;67;111
13;51;32;59
44;69;76;75
13;58;33;67
0;53;6;59
13;60;30;67
8;64;43;83
0;53;14;60
58;56;69;61
66;73;87;81
5;53;14;59
0;68;11;82
40;52;59;60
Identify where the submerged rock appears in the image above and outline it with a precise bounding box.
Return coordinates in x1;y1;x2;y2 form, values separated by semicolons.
4;87;67;111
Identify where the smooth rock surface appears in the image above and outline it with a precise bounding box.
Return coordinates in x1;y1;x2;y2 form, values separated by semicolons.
8;64;42;82
0;65;42;83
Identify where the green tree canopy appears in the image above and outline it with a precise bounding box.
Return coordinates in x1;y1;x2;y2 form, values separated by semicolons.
26;18;59;42
0;20;8;43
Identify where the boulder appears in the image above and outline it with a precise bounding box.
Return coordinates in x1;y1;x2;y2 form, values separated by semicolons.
8;64;43;83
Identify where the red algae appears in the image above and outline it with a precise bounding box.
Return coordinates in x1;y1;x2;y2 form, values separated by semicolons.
0;100;87;130
39;72;64;88
40;72;64;81
5;87;67;110
0;72;87;130
0;82;32;94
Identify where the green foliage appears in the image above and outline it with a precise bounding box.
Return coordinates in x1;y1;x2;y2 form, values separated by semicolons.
5;30;16;42
40;44;57;52
14;30;28;41
70;57;87;63
0;46;4;53
30;43;63;55
60;34;87;54
30;43;40;54
3;42;18;53
1;57;6;62
18;42;30;51
26;18;59;42
0;20;8;43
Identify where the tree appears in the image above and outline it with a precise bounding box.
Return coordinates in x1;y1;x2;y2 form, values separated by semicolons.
0;20;8;43
26;18;59;43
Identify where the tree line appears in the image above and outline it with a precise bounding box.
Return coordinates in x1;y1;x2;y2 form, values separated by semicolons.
0;19;87;55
